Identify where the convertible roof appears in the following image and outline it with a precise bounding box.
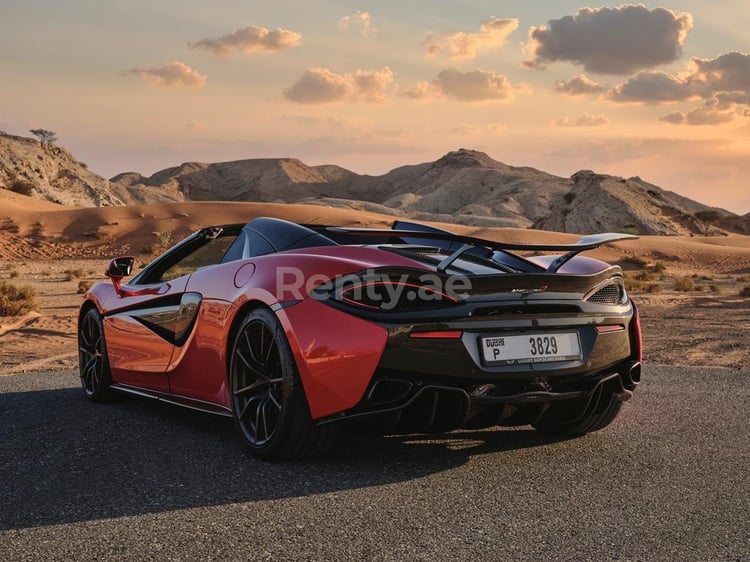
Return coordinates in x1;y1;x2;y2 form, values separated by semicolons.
242;217;338;253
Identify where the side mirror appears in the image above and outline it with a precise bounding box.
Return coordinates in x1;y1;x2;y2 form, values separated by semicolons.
105;256;135;296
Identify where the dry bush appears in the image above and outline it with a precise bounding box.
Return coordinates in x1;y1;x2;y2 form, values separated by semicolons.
651;261;667;274
77;280;93;294
155;230;174;248
0;281;38;316
673;276;696;292
8;178;35;196
709;284;721;294
740;285;750;298
64;268;84;281
624;274;646;292
645;283;662;293
619;255;649;269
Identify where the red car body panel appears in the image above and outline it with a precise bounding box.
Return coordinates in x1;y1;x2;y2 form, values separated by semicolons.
277;298;387;419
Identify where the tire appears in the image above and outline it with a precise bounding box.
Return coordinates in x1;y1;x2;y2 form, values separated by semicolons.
229;307;338;461
78;307;114;401
533;397;622;437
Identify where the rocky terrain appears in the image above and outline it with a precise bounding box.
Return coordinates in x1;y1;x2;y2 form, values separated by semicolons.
3;132;748;236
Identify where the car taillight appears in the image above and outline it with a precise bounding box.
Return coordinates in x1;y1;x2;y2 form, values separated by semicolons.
630;301;642;362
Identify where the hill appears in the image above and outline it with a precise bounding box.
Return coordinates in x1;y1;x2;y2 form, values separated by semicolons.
2;133;748;235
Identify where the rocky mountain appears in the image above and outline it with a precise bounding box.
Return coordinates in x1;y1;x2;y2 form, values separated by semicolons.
0;132;120;206
2;132;747;235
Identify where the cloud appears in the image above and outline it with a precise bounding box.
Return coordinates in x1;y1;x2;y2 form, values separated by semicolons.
283;67;395;104
403;68;526;102
555;75;606;96
401;80;443;100
555;114;610;127
126;61;207;87
689;51;750;93
450;125;480;135
524;5;692;74
190;25;301;55
607;52;750;124
425;17;519;59
609;71;693;103
685;106;736;126
659;112;685;125
338;11;372;37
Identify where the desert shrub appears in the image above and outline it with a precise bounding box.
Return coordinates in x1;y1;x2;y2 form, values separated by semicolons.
0;281;38;316
645;283;662;293
740;285;750;298
64;268;84;281
651;261;667;274
709;284;720;294
84;228;111;240
737;275;750;283
619;255;650;269
155;230;174;247
620;225;640;236
624;274;646;292
77;280;93;294
9;269;19;278
673;276;695;292
634;270;656;282
8;178;35;196
140;245;155;255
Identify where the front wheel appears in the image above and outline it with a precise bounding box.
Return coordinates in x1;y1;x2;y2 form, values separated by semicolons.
229;308;338;461
78;308;114;401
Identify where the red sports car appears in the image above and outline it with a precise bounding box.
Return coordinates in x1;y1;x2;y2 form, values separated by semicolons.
78;217;641;460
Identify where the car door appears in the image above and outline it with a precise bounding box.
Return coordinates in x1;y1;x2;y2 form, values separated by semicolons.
103;276;190;392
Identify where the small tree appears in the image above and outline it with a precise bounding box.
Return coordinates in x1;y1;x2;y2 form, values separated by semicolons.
30;128;58;147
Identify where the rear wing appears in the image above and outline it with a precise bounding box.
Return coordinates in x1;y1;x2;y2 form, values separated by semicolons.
324;224;637;273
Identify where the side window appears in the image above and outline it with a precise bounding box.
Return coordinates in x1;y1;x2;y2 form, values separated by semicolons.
220;230;275;263
157;236;236;282
248;231;275;257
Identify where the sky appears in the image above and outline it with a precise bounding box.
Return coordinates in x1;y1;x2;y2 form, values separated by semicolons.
1;0;749;214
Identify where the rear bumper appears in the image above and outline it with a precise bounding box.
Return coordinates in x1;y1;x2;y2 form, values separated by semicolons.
319;360;641;433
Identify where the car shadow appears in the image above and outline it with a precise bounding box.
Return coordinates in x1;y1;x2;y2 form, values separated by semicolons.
0;385;568;531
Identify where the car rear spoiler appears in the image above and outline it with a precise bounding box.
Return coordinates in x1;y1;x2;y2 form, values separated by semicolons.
325;222;638;273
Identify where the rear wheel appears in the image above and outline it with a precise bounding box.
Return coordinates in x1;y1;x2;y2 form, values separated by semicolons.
533;399;622;437
78;308;114;401
229;308;337;461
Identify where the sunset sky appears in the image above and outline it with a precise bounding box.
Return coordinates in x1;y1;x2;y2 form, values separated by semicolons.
2;1;749;214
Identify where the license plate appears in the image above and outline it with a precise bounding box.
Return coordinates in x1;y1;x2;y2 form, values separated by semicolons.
481;332;581;365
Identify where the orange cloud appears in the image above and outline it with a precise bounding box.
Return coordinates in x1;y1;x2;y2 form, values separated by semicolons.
284;67;395;104
555;75;606;96
190;25;301;55
126;61;207;87
425;17;519;59
404;69;527;102
555;114;610;127
338;11;372;37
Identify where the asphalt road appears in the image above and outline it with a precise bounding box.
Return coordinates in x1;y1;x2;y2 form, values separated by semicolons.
0;366;747;561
